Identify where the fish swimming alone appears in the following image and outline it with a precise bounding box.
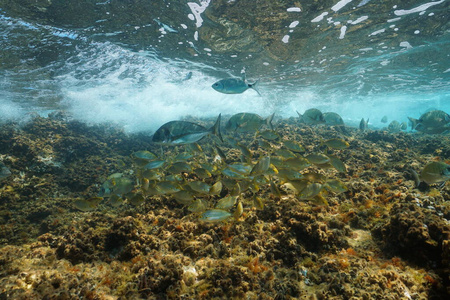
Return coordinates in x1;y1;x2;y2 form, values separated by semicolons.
152;114;223;145
212;74;261;95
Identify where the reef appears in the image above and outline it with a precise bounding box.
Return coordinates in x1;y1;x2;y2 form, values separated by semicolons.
0;114;449;299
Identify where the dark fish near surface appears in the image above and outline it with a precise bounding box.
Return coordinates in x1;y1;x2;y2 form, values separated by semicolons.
226;112;274;132
212;74;261;95
359;118;369;131
408;110;450;134
297;108;325;125
323;112;344;126
152;114;223;145
387;120;402;133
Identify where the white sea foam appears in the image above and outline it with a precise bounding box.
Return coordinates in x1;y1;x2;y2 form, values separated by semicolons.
357;0;372;7
287;7;301;12
0;101;23;123
349;16;368;25
369;29;385;36
339;26;347;39
400;41;413;49
46;43;279;133
387;17;401;23
331;0;353;12
187;0;211;27
1;9;449;134
311;12;329;23
394;0;444;16
289;21;299;28
61;74;273;133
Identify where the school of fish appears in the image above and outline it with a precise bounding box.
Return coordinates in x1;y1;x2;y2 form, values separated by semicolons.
70;107;450;221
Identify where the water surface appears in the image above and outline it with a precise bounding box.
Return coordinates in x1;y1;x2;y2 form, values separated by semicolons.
0;0;448;131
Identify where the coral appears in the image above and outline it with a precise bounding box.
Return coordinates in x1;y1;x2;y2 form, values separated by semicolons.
373;203;450;268
1;115;450;299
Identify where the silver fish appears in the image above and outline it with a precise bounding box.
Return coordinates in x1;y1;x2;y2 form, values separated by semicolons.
212;74;260;95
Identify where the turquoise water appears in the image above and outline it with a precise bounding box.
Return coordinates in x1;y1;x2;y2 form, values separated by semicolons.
0;0;449;132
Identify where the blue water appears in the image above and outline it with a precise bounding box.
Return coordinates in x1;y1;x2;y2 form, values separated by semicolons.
0;0;449;132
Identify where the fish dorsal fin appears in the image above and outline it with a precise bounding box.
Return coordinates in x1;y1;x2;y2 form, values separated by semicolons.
266;113;275;130
210;114;223;142
162;127;172;138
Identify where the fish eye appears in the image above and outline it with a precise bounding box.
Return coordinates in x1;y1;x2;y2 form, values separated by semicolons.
214;83;219;86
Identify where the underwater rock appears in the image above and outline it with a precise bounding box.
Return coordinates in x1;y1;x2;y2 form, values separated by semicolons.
287;210;350;253
137;255;184;297
373;202;450;293
2;115;450;299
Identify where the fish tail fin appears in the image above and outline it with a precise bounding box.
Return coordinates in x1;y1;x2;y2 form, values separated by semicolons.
409;168;421;187
296;111;304;123
249;80;262;96
408;117;419;130
266;113;275;130
211;114;223;142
